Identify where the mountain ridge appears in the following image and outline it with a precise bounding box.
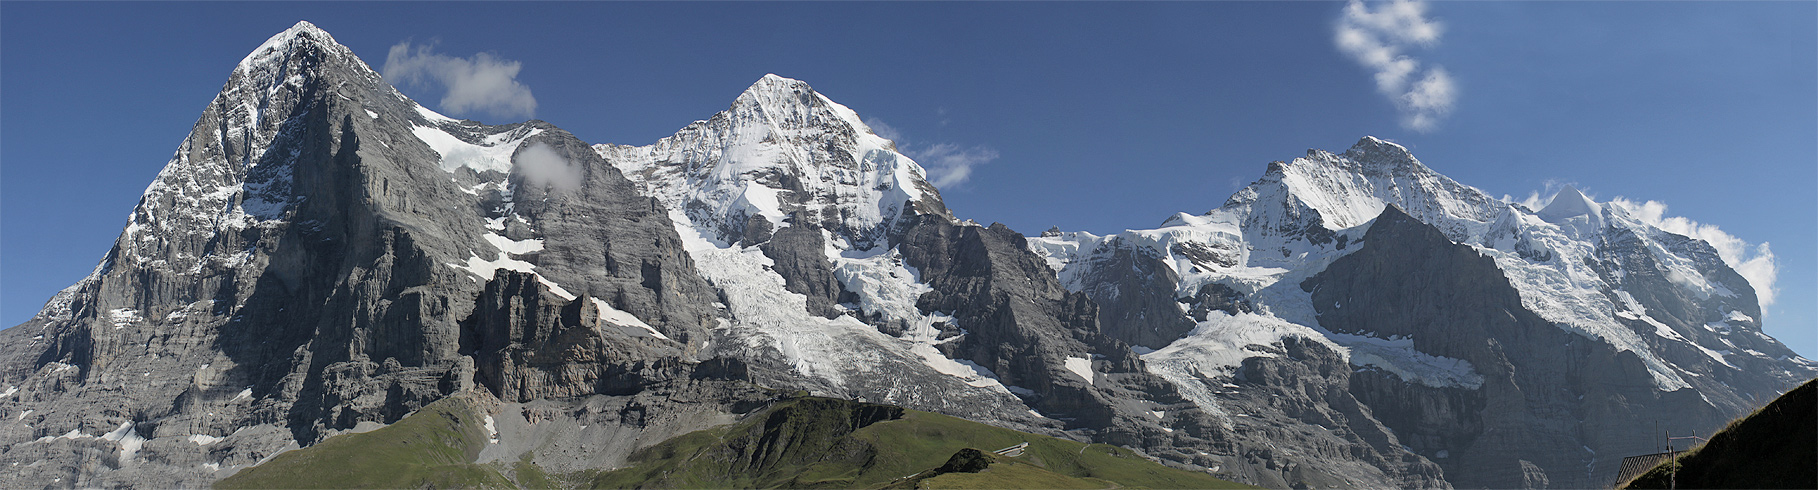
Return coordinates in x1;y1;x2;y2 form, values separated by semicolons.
1;21;1809;490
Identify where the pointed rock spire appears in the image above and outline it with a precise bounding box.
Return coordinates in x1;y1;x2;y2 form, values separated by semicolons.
1537;185;1603;224
237;20;357;73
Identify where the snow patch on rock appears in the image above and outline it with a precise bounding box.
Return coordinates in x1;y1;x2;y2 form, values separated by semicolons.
1329;332;1484;389
1063;357;1095;384
412;121;542;174
587;297;669;341
483;415;499;444
102;422;146;466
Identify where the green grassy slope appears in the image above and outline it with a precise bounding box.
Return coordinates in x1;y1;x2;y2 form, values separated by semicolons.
591;397;1254;489
214;394;513;489
213;394;1251;489
1620;377;1816;489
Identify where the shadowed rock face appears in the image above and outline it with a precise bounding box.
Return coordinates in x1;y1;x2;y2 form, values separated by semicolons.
1303;206;1733;489
466;271;692;402
1073;244;1198;351
897;218;1133;429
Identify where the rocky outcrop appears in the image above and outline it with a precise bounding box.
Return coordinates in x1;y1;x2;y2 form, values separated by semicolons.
465;271;689;402
758;225;851;319
897;218;1131;428
1223;336;1450;488
1071;243;1198;350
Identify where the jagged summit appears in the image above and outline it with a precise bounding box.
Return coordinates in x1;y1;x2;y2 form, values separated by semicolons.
731;74;824;110
236;20;356;72
742;73;812;95
731;74;905;146
1216;135;1499;235
731;74;876;139
601;73;946;249
1346;135;1413;156
1321;135;1427;175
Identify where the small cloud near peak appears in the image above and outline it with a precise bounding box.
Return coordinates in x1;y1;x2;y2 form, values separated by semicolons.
384;41;538;121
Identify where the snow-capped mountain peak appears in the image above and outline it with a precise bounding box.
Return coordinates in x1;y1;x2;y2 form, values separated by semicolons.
1330;135;1421;173
1537;185;1602;223
237;21;346;71
601;75;946;250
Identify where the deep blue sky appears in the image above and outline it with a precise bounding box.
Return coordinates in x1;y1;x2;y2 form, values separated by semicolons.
3;2;1813;357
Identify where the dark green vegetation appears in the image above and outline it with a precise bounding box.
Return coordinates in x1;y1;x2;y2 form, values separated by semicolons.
1620;377;1816;489
591;397;1254;489
214;394;1249;489
215;394;514;489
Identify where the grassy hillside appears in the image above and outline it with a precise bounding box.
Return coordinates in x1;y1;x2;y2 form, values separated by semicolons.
214;394;514;489
591;397;1254;489
214;393;1251;489
1619;377;1816;489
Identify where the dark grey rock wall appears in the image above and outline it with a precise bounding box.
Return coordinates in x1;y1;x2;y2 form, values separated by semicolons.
1303;206;1732;489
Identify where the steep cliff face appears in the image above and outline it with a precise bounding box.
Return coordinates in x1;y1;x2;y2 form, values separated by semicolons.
1303;206;1728;488
0;22;722;488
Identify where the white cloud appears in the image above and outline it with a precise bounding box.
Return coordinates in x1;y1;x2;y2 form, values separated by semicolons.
1335;0;1456;132
383;42;537;120
1607;198;1778;309
1502;179;1568;211
1506;185;1778;310
865;118;904;142
914;143;1000;188
515;142;581;193
863;117;997;188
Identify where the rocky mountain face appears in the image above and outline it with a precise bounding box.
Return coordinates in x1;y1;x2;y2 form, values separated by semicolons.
0;22;730;488
1030;139;1817;488
1;21;1810;490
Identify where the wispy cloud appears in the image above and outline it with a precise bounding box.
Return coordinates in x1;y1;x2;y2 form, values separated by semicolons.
914;143;1000;188
1335;0;1456;132
1503;179;1568;211
1608;198;1778;309
863;117;998;189
383;41;537;121
515;142;581;193
867;118;905;142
